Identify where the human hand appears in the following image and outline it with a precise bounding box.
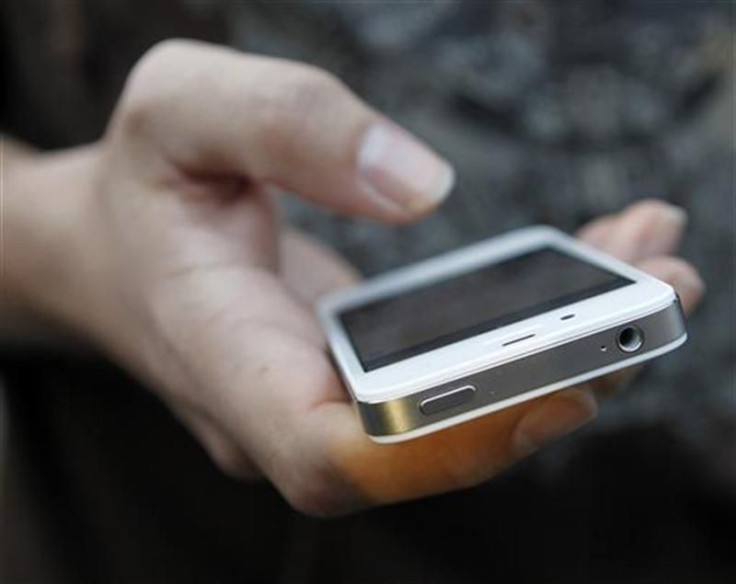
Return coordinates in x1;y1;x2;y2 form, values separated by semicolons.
7;40;703;515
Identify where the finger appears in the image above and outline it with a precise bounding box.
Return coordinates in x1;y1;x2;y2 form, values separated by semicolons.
280;228;361;307
313;385;597;511
117;40;454;222
577;199;687;262
636;255;705;314
575;215;617;248
587;254;705;399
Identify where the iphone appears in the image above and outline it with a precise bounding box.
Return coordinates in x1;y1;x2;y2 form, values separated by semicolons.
319;227;687;443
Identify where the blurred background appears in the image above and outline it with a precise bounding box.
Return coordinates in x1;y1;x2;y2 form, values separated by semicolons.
2;1;734;583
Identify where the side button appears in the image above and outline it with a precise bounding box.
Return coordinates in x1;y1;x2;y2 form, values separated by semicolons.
420;385;476;416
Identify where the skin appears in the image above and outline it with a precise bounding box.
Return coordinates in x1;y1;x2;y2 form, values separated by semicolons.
3;40;704;516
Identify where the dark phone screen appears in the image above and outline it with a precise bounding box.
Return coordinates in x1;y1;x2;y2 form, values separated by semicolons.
339;248;633;371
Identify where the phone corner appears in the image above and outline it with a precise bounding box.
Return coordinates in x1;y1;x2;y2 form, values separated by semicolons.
520;224;564;240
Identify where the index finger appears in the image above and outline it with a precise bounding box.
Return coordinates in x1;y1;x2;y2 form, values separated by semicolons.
310;385;596;510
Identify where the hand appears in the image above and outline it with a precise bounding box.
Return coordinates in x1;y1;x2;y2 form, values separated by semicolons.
6;40;703;516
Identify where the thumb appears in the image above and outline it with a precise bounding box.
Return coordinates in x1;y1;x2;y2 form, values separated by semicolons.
115;40;455;222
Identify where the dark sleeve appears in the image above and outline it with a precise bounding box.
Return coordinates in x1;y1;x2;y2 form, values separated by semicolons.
0;0;227;149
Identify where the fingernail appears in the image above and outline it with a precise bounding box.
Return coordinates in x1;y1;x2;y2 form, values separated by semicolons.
512;389;598;458
358;123;455;215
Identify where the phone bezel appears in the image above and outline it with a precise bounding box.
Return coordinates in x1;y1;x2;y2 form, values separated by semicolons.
318;226;675;403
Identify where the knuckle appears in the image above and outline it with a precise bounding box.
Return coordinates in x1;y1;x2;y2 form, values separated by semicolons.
657;256;703;287
277;451;359;517
655;255;688;272
203;436;252;480
136;39;196;74
282;485;331;517
212;449;252;480
633;197;668;210
629;198;672;221
132;38;203;85
116;39;201;132
674;260;702;286
623;199;672;247
282;479;345;517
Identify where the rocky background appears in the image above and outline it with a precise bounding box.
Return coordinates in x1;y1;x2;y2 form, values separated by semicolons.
228;0;734;460
1;1;734;582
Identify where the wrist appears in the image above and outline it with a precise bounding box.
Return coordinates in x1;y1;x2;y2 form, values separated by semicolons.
3;143;103;339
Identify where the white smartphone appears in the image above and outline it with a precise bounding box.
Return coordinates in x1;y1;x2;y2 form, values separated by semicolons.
318;226;687;443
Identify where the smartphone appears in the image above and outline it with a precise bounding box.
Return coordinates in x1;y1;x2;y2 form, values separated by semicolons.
318;226;687;443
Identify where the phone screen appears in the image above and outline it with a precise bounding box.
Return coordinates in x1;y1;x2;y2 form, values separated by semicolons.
339;248;633;371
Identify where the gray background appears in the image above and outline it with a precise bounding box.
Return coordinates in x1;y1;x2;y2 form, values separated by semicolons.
1;1;734;582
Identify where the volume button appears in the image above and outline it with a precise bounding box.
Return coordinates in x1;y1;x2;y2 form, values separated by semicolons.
419;385;476;415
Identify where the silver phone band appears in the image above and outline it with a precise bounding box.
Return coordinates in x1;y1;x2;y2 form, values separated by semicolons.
357;300;686;438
